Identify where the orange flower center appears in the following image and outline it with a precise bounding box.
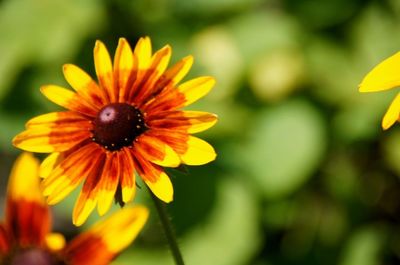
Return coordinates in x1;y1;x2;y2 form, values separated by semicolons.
9;248;65;265
92;103;147;151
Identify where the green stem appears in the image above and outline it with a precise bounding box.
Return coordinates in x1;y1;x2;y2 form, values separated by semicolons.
149;190;185;265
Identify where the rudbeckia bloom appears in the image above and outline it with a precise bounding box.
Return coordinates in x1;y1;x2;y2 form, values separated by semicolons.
359;52;400;130
13;37;217;225
0;153;149;265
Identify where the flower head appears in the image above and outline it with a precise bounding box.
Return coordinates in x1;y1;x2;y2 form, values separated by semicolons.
359;52;400;130
13;37;217;225
0;153;149;265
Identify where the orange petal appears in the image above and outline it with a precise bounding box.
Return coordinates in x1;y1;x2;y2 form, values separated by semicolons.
94;40;116;102
72;152;107;226
97;152;120;216
63;64;108;108
42;144;104;206
150;130;216;165
135;132;180;167
133;151;173;202
359;52;400;92
40;85;97;117
382;92;400;130
162;55;193;87
133;45;172;104
26;111;91;129
5;153;51;247
64;206;149;265
141;55;194;104
148;110;218;133
119;148;136;203
13;126;91;153
143;76;214;112
114;38;136;103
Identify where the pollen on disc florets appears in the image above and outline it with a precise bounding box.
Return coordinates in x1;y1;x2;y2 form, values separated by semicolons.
92;103;147;151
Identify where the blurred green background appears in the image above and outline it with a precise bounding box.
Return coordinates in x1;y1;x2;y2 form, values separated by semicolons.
1;0;400;264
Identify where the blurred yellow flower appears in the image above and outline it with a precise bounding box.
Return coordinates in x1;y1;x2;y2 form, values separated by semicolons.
359;52;400;130
0;153;148;265
12;37;217;226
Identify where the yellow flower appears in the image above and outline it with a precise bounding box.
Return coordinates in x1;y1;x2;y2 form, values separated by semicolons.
13;37;217;225
0;153;149;265
359;52;400;130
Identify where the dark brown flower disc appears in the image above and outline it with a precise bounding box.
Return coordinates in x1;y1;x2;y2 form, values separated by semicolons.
92;103;147;151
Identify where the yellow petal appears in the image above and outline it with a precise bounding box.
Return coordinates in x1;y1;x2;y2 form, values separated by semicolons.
63;64;107;107
72;153;105;226
134;36;152;71
42;144;102;205
359;52;400;92
180;136;216;165
45;233;66;251
145;171;173;203
7;153;43;203
26;111;89;129
68;205;148;258
39;152;61;179
41;85;75;106
13;127;90;153
73;193;97;227
40;85;97;117
177;76;215;106
164;55;194;87
147;45;172;83
93;206;149;252
149;111;218;134
94;40;115;102
114;38;135;102
382;92;400;130
184;111;218;133
97;154;120;216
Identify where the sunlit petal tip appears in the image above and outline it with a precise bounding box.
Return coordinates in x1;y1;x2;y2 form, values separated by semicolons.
62;63;72;72
359;52;400;93
118;37;128;43
73;199;97;227
122;186;135;203
46;195;62;205
162;44;172;52
145;172;174;203
181;136;217;165
97;190;115;217
94;40;104;49
12;131;56;153
184;54;194;63
381;93;400;130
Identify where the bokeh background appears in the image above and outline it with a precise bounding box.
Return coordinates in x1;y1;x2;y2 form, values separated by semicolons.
1;0;400;264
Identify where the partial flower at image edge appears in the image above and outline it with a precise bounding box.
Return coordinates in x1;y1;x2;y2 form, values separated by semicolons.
0;152;149;265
